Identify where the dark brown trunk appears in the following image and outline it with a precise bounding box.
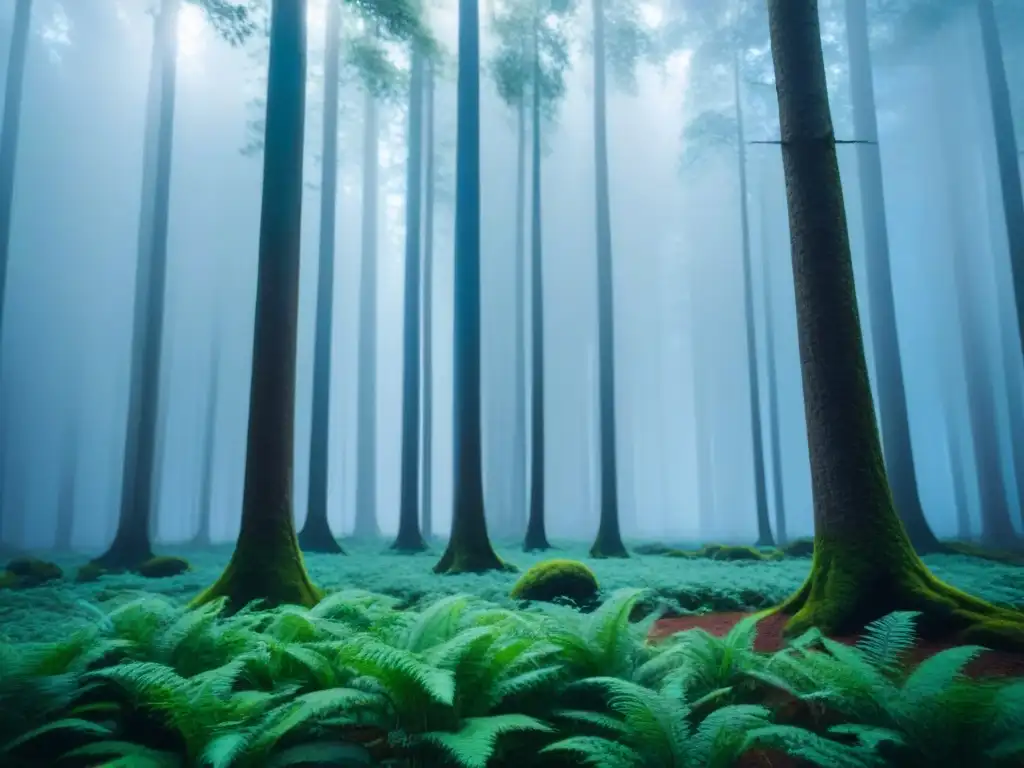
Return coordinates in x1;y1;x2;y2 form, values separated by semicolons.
421;59;436;540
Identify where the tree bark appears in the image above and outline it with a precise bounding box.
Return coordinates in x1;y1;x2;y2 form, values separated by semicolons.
734;53;773;548
768;0;1024;649
193;331;221;548
95;0;181;570
524;13;549;552
845;0;940;553
354;85;381;540
421;58;436;541
54;413;79;552
588;0;627;558
434;0;507;574
299;0;343;553
394;42;427;552
193;0;320;611
509;88;527;542
690;257;716;540
0;0;31;370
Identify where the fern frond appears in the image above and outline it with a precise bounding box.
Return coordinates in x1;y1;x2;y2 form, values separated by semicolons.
64;740;183;767
540;735;642;767
856;611;919;675
418;714;554;768
265;740;373;766
899;645;985;703
743;725;877;768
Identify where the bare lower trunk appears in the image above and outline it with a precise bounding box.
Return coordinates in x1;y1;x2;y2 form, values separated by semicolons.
510;94;527;542
421;59;436;540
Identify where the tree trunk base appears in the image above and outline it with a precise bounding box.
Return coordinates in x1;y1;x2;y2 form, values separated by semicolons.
589;537;628;559
433;538;512;574
90;538;155;572
298;522;344;554
755;536;776;548
191;536;321;613
777;533;1024;652
391;531;427;553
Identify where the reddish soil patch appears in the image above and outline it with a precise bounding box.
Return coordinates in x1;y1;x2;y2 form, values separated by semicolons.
651;611;1024;678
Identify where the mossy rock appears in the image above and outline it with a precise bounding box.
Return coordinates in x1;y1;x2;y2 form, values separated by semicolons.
510;559;599;605
781;538;815;558
76;562;113;583
677;544;782;562
2;557;63;587
134;556;191;578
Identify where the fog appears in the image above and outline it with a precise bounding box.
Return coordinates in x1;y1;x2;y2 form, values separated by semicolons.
0;0;1022;552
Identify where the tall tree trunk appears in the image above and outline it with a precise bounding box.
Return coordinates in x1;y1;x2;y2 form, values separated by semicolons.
434;0;506;574
734;53;773;548
978;0;1024;366
845;0;940;553
421;58;436;540
759;170;787;546
94;0;180;570
935;65;1018;548
354;86;381;540
54;413;79;552
588;0;627;558
193;332;220;548
768;0;1024;649
0;0;31;368
299;0;342;553
509;91;527;542
193;0;320;610
524;13;549;552
394;42;427;552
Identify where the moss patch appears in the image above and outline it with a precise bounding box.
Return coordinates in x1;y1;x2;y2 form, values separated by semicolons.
1;557;63;588
668;544;782;562
946;541;1024;566
510;559;599;605
134;556;191;579
780;538;815;558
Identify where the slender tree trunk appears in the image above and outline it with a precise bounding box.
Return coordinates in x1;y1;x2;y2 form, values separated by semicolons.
434;0;506;574
193;332;221;548
934;66;1018;548
421;58;436;540
759;172;787;546
193;0;320;610
524;13;549;551
0;0;32;368
95;0;180;569
690;258;716;540
394;42;427;552
510;92;527;542
769;0;1024;648
354;85;381;540
734;54;773;548
299;0;342;553
977;0;1024;367
54;413;79;552
845;0;941;552
588;0;627;558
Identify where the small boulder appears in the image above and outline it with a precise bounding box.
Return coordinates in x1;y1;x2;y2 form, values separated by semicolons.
510;559;599;605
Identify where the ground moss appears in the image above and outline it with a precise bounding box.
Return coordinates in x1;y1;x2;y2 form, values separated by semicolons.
510;559;599;605
134;556;191;578
667;544;782;562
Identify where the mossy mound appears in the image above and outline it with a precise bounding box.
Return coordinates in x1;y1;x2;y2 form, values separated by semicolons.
134;555;191;578
633;542;678;556
946;541;1024;566
76;562;110;583
780;538;815;558
510;558;599;605
668;544;782;562
0;557;63;588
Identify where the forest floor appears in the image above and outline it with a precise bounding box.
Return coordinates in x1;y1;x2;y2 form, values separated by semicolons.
2;538;1023;652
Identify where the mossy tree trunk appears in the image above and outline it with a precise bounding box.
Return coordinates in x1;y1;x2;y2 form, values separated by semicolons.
524;13;550;553
435;0;507;575
192;0;320;611
95;0;179;570
734;53;772;549
845;0;941;554
767;0;1024;650
421;58;436;541
394;41;427;553
0;0;31;372
588;0;627;559
354;84;381;541
299;0;343;554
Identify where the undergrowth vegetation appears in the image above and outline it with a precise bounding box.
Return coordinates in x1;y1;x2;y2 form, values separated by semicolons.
1;584;1023;767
